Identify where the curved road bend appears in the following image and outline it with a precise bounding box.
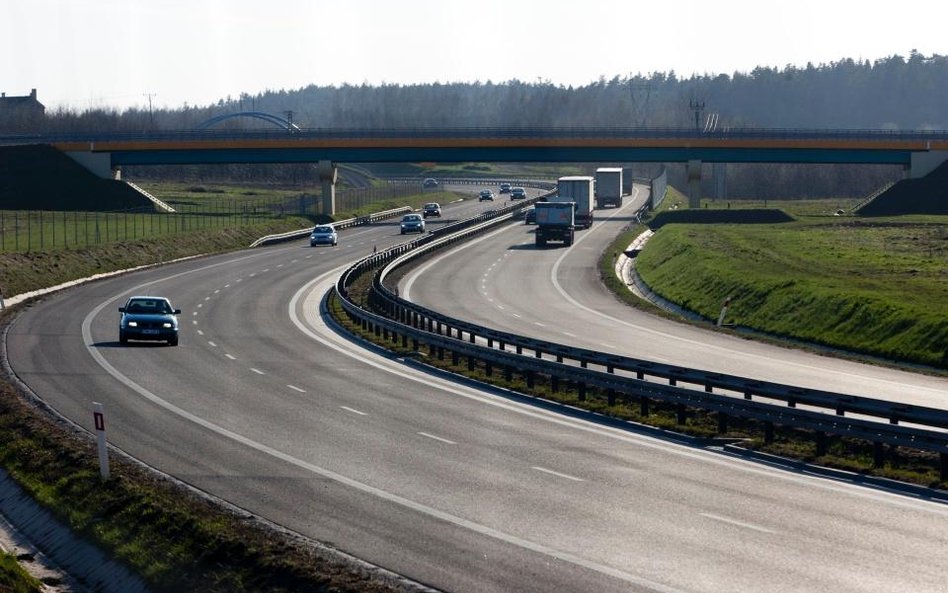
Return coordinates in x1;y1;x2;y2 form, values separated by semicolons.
5;193;947;593
402;184;948;408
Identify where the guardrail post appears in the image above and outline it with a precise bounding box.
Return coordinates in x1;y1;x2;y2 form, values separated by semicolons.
743;390;752;400
487;338;493;348
469;333;475;344
556;354;563;363
580;360;587;369
705;384;713;393
676;403;687;425
607;364;614;373
873;442;885;467
412;338;419;352
499;340;506;351
402;333;408;348
636;371;644;380
535;349;542;359
815;431;828;456
516;345;522;355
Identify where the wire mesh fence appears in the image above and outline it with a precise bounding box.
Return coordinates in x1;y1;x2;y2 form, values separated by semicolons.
0;182;420;253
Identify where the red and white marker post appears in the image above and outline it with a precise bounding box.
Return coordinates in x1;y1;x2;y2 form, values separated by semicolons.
93;402;110;480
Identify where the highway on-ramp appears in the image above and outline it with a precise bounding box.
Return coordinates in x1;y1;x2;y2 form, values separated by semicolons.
5;189;948;593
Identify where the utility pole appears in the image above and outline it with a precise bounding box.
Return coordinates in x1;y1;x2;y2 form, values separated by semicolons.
284;110;294;127
143;92;157;129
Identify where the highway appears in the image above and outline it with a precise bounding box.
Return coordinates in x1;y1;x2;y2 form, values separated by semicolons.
5;185;948;593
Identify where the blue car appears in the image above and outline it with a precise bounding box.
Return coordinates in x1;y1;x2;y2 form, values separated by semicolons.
119;296;181;346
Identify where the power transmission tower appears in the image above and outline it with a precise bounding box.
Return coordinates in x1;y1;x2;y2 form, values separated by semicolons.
689;98;705;131
628;77;652;126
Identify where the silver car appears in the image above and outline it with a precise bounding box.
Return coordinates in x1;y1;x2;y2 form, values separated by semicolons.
400;213;426;234
310;224;338;246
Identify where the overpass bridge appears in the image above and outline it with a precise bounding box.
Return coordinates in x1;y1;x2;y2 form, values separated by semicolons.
7;127;948;211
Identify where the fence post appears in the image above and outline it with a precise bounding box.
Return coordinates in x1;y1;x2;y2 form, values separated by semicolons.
93;402;110;481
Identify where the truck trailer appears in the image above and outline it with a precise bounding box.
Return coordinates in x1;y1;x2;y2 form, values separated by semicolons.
555;176;595;229
595;167;623;208
534;201;575;247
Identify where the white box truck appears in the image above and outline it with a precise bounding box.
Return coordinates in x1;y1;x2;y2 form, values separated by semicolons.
595;167;623;208
534;201;575;247
555;176;595;229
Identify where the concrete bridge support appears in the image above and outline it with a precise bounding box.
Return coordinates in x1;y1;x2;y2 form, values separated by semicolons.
909;150;948;178
687;159;702;208
318;160;338;216
65;151;121;180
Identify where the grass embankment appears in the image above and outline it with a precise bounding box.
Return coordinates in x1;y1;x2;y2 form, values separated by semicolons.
0;551;43;593
636;203;948;368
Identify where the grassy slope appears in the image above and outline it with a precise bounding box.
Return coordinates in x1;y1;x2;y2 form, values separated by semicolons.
636;208;948;368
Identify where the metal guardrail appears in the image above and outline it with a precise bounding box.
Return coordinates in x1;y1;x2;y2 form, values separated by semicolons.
331;195;948;479
249;206;412;247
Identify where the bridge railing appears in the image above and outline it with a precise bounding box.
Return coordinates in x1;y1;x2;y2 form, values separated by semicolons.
5;126;948;147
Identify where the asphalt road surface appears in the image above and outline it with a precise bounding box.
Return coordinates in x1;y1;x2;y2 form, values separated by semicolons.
5;190;948;593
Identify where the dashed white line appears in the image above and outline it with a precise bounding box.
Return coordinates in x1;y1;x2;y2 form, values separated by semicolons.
196;329;204;336
250;368;265;375
207;341;217;348
534;322;546;327
700;513;775;534
204;296;210;301
225;354;236;360
287;384;306;393
214;289;220;294
512;313;522;318
418;432;456;445
562;331;576;337
341;406;367;416
224;284;231;288
531;466;584;482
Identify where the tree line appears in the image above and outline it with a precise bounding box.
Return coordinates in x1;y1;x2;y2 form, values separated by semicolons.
3;52;945;199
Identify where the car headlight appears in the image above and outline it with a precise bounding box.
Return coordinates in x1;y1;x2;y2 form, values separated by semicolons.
127;321;138;327
162;322;173;329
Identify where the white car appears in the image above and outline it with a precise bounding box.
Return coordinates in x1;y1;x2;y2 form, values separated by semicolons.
310;224;338;246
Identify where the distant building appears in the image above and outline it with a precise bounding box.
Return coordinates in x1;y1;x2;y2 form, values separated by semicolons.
0;88;46;131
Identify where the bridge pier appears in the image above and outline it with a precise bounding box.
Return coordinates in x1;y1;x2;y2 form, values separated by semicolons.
64;151;121;179
318;161;338;216
909;150;948;178
687;159;702;208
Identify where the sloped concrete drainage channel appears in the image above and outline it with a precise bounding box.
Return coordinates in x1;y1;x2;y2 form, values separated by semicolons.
0;467;150;593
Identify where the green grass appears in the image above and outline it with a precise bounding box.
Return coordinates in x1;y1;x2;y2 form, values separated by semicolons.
0;552;43;593
636;206;948;368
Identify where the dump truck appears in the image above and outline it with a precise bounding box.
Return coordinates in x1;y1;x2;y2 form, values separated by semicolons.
534;201;575;247
555;176;594;229
595;167;623;208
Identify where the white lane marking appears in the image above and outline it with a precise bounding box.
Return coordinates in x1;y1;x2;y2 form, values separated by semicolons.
700;513;775;534
197;303;203;308
287;384;306;393
224;284;231;288
418;432;456;445
534;322;546;327
250;368;265;375
207;341;217;347
562;331;576;338
225;354;236;360
532;466;585;482
341;406;367;416
512;313;521;318
214;289;220;294
196;329;204;336
191;320;198;325
204;296;210;301
497;305;505;310
192;311;198;316
249;273;256;277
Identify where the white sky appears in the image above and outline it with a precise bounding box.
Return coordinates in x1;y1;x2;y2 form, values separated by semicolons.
3;0;945;112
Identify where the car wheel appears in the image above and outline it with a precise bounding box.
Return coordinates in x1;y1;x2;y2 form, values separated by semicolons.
119;331;128;344
168;336;179;346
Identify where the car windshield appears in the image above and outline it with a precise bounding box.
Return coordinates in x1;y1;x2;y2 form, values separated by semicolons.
425;203;438;209
315;226;332;233
404;215;420;221
128;299;171;314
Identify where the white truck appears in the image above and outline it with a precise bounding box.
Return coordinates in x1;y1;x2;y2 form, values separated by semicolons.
595;167;623;208
554;176;595;229
534;201;575;247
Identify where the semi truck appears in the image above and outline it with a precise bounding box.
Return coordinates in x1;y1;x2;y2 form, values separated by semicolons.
595;167;623;208
554;176;594;229
534;201;575;247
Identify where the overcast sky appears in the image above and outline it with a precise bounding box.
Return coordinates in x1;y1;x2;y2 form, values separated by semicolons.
3;0;945;112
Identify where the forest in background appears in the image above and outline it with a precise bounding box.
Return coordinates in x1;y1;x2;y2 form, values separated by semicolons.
4;52;946;199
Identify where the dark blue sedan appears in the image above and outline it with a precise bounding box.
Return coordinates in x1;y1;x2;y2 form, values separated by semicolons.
119;296;181;346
